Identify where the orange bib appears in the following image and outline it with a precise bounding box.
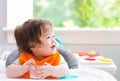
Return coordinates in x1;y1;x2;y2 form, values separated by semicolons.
19;51;60;79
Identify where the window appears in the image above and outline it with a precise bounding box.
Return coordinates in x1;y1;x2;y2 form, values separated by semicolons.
33;0;120;28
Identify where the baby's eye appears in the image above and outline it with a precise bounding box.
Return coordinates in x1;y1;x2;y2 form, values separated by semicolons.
47;36;50;39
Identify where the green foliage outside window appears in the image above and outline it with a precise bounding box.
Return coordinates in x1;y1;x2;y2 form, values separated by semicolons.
33;0;120;28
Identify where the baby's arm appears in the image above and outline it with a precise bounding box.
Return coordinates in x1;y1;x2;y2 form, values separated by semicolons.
51;55;69;77
37;55;69;79
6;59;35;78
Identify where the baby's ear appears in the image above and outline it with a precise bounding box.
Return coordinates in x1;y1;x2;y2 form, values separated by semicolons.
30;47;37;53
29;42;36;52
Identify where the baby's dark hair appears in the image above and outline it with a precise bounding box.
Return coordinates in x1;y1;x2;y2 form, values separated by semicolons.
14;19;52;53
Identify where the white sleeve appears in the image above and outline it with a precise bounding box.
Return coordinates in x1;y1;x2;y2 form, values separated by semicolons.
59;55;68;65
51;55;69;77
13;59;20;65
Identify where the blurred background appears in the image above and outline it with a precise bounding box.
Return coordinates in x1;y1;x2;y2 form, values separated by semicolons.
0;0;120;81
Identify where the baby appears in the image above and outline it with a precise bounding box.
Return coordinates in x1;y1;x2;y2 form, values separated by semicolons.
6;19;69;79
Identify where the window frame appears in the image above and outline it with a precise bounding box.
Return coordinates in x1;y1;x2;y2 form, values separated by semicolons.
3;28;120;45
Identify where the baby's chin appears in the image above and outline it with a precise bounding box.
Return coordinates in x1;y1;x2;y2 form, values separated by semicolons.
52;49;57;54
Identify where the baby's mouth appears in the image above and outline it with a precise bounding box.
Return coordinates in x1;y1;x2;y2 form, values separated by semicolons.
51;45;56;49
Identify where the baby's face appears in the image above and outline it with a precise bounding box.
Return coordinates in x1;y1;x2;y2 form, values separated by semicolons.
32;26;57;59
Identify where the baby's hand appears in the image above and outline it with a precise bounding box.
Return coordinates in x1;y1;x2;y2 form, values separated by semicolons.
22;59;36;73
37;62;54;79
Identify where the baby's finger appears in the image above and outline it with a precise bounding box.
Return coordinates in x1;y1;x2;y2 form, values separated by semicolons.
38;69;45;74
42;62;49;65
37;73;48;79
38;66;46;70
29;59;36;65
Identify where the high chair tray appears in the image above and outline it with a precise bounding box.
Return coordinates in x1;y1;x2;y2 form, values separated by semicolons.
0;68;117;81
